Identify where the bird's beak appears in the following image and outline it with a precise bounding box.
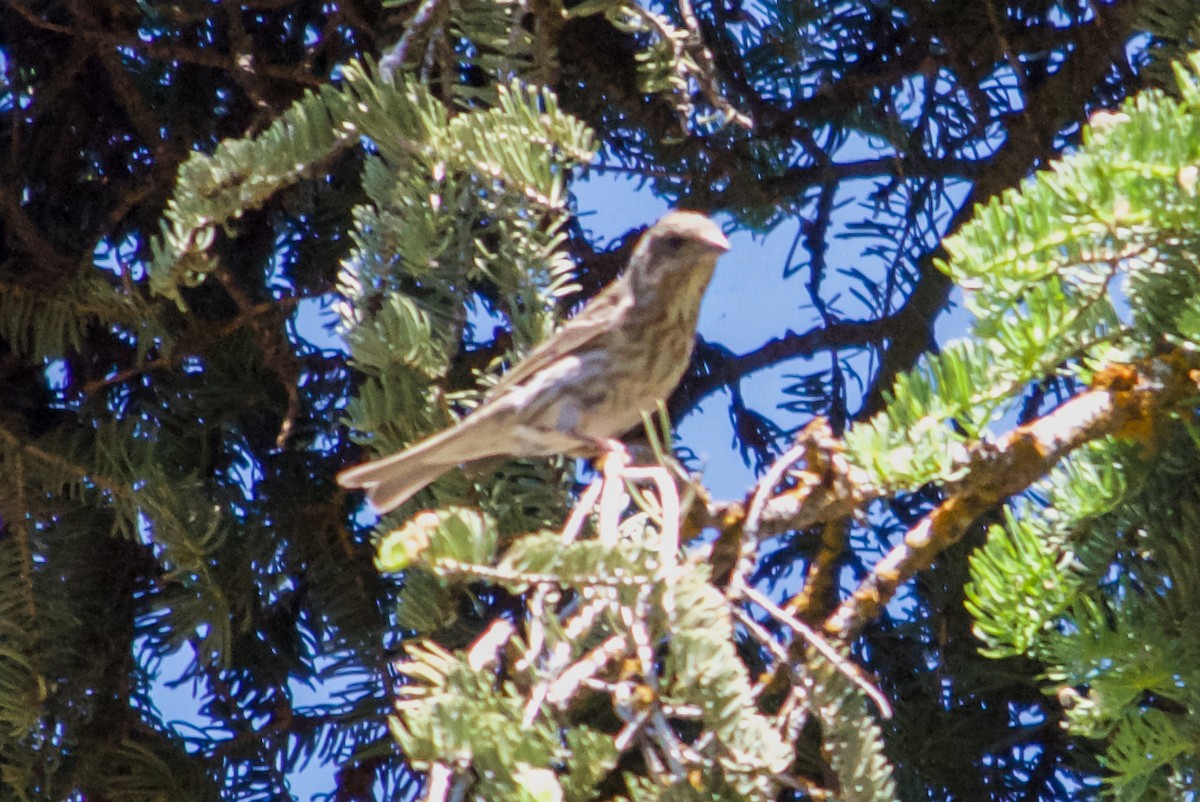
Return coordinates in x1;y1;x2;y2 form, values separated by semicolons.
703;228;731;252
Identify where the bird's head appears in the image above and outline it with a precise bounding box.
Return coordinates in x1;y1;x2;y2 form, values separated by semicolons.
629;210;730;293
645;210;730;257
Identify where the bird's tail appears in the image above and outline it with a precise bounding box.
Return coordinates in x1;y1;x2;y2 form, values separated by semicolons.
337;428;469;514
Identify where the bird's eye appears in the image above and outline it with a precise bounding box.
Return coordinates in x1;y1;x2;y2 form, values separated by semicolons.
663;235;686;251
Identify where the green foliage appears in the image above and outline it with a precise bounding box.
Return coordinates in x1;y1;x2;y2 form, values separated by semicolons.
391;642;571;799
386;465;876;801
1028;431;1200;797
330;69;594;535
847;54;1200;494
906;52;1200;797
964;440;1130;658
810;654;898;802
1136;0;1200;90
149;81;357;304
845;248;1120;491
377;506;496;570
570;0;733;131
0;273;107;360
2;34;598;799
150;53;597;526
140;26;1200;802
6;0;1194;798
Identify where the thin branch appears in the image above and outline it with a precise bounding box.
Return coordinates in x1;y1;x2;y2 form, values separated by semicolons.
736;582;892;719
675;0;752;129
825;353;1200;640
703;418;876;579
0;423;127;498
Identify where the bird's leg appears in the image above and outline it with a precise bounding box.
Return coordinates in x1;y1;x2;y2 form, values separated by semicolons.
593;440;632;546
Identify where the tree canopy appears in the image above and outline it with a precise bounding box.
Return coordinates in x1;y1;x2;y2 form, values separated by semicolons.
2;1;1200;800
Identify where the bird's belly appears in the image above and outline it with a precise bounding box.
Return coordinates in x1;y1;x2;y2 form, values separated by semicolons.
565;347;686;438
504;346;685;453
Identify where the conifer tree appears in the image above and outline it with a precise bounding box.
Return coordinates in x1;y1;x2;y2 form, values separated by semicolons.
2;1;1199;800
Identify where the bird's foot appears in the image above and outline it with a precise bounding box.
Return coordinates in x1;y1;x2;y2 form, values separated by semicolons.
594;439;631;472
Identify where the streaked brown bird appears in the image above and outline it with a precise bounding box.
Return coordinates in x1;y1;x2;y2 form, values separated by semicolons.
337;210;730;513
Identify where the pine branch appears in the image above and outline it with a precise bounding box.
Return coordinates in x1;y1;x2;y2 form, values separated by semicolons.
827;354;1199;640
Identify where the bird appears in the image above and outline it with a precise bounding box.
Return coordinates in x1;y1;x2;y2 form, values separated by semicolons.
337;210;731;514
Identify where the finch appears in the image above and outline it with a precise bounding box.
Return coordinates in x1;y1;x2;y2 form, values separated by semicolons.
337;210;730;513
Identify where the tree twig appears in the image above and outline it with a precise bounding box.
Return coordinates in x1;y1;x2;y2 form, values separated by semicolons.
825;354;1199;640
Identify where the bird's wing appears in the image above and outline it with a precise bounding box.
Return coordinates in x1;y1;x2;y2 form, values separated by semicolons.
485;280;632;398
